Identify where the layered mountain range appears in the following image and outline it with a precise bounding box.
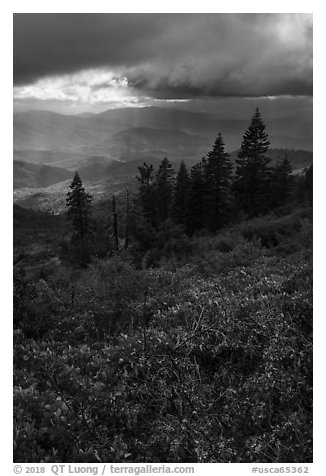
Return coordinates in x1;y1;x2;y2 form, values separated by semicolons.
13;106;313;212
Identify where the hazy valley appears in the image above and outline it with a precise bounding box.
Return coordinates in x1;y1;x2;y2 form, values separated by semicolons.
13;106;313;212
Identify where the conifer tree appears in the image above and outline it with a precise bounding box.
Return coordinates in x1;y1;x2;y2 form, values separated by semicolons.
204;132;233;231
136;162;156;226
185;161;205;235
269;155;294;209
124;188;130;250
65;172;93;266
295;165;313;207
66;172;92;243
154;157;175;223
171;160;189;227
305;165;313;207
234;108;271;217
112;195;119;251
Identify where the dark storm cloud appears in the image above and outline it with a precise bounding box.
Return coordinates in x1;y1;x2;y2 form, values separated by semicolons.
127;73;313;100
14;13;312;98
13;13;166;84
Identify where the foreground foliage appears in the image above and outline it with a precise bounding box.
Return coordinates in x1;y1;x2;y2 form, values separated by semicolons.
14;209;312;463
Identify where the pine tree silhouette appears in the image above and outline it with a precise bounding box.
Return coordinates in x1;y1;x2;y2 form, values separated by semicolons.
65;172;93;266
186;162;205;235
270;155;294;208
112;195;119;251
204;132;233;231
154;157;175;223
136;162;156;227
124;188;130;250
66;172;92;242
171;160;189;227
234;108;271;217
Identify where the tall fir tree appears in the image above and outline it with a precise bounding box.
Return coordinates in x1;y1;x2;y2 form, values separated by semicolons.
136;162;156;227
185;161;205;235
65;172;93;266
296;165;313;207
171;160;189;227
112;195;119;251
305;165;313;207
204;132;233;232
269;155;294;209
233;107;271;217
124;188;130;250
66;172;92;243
154;157;175;223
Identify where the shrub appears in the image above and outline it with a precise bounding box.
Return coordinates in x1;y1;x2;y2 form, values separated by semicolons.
14;208;313;462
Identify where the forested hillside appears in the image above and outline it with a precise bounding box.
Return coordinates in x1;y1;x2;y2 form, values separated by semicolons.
13;108;313;463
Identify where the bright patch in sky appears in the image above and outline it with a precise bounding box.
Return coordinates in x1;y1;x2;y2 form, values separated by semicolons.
14;69;140;106
13;68;194;114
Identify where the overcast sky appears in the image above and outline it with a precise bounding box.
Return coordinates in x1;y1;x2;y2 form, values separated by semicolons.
13;13;313;117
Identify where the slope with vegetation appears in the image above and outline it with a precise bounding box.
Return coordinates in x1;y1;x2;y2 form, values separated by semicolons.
13;108;313;463
13;208;313;463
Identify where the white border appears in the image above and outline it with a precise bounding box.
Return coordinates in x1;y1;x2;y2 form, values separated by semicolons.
3;4;321;475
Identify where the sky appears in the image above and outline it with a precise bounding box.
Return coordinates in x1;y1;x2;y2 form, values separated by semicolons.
13;13;313;118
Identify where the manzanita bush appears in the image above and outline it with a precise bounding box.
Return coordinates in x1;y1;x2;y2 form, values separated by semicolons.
14;210;312;463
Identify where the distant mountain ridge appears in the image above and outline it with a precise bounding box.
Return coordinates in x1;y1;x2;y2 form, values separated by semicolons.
14;106;313;162
13;149;90;169
13;105;313;212
104;127;208;161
